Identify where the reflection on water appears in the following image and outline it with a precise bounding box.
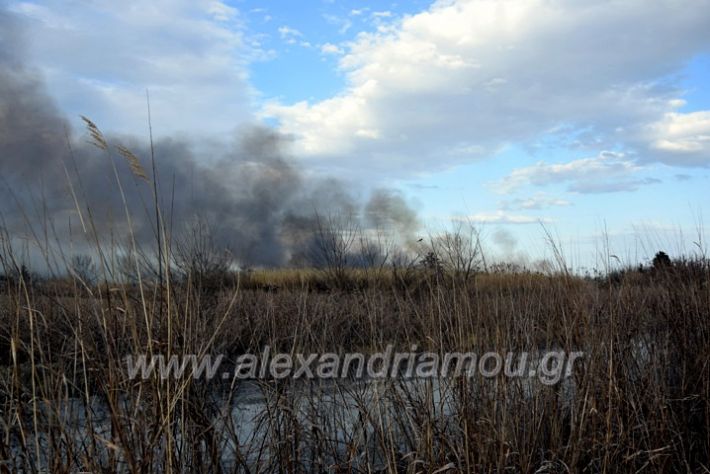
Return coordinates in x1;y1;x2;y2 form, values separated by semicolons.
9;338;666;472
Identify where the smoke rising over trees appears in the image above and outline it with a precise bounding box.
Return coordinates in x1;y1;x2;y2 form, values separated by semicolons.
0;8;420;271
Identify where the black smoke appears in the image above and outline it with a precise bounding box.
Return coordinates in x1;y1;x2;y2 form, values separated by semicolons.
0;8;419;271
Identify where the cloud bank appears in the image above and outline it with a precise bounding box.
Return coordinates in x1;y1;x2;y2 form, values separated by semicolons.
6;0;255;138
265;0;710;179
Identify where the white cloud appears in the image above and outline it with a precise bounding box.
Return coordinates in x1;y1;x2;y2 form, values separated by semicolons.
278;25;302;38
644;111;710;165
492;152;661;194
455;211;549;225
322;14;352;34
265;0;710;178
278;25;303;44
206;1;237;21
571;177;661;194
9;0;255;138
500;193;571;210
320;42;343;55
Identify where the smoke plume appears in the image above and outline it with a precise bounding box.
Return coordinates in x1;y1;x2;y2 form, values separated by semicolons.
0;8;419;271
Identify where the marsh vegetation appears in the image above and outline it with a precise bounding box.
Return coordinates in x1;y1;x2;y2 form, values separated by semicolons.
1;213;708;472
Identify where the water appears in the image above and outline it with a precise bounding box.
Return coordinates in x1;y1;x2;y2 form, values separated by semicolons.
6;367;586;472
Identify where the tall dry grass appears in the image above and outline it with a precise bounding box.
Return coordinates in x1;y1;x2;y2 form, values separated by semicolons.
0;120;708;472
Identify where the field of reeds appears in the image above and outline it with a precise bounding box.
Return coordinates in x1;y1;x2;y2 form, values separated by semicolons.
0;124;709;473
1;242;708;472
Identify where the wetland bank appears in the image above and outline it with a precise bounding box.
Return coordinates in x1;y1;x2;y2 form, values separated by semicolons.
1;257;708;472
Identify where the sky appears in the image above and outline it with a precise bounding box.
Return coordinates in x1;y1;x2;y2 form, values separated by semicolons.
4;0;710;269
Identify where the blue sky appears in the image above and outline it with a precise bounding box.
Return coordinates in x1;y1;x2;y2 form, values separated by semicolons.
245;0;431;104
6;0;710;268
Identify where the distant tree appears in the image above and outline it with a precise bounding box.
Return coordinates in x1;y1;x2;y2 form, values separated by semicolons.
310;211;359;285
420;222;483;283
434;223;483;282
71;254;97;284
421;251;443;276
5;264;37;286
652;251;672;270
174;219;234;284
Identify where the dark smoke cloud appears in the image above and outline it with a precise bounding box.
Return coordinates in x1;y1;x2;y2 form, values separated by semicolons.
365;189;419;236
0;8;420;270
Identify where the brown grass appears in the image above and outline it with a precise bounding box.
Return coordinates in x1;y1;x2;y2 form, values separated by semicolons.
0;123;708;472
1;258;708;472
